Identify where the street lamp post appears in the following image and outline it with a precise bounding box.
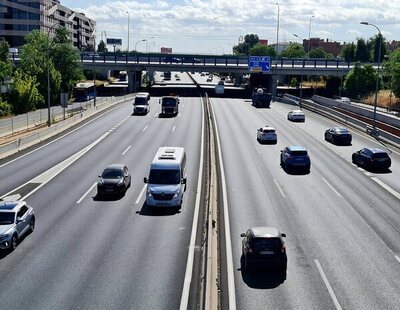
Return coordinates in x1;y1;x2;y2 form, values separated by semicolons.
135;39;146;53
146;36;154;53
360;21;382;131
92;31;97;107
47;23;60;127
308;15;314;53
273;2;280;101
294;33;305;109
126;12;130;52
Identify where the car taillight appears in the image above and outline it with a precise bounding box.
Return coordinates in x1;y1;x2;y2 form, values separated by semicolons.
306;155;310;159
248;248;253;253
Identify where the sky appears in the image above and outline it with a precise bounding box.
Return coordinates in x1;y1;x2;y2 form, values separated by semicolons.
61;0;400;54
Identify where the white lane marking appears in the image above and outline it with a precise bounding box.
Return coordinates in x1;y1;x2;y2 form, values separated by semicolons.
0;131;110;201
182;103;185;108
254;144;261;154
314;259;343;310
370;177;400;200
135;184;147;204
0;101;131;169
321;177;342;197
122;145;132;156
76;182;97;204
273;178;286;198
209;99;236;309
178;113;181;117
395;255;400;264
154;113;158;118
180;97;205;310
172;125;176;132
142;125;148;131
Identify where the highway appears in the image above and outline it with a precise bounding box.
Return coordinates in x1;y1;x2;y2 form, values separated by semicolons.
1;72;400;309
211;98;400;309
0;86;204;309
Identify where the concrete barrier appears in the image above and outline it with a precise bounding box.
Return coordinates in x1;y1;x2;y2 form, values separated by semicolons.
0;95;135;160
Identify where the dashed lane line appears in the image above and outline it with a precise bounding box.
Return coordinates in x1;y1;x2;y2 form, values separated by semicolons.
273;178;286;198
321;177;342;197
122;145;132;156
135;184;147;205
76;182;97;204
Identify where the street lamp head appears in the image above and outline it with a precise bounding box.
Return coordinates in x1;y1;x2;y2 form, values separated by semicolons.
360;21;369;25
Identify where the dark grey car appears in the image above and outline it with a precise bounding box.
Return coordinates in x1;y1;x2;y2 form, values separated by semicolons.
0;200;35;251
97;164;131;198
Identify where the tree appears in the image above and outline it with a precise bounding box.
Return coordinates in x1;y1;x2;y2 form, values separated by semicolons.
308;47;333;59
9;69;43;114
340;43;356;62
344;63;377;98
384;48;400;98
355;38;370;62
20;30;61;108
0;38;10;62
54;27;71;44
370;33;387;62
280;43;306;58
249;44;276;57
0;61;13;81
233;34;259;55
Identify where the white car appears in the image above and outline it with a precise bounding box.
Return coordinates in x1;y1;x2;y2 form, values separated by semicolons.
287;110;305;122
257;126;277;144
337;97;351;103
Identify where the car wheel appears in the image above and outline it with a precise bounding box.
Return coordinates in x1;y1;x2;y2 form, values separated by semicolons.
29;217;35;233
11;234;18;251
352;155;357;165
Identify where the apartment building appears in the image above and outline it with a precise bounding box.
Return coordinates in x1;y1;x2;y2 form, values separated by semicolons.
303;38;343;57
0;0;96;49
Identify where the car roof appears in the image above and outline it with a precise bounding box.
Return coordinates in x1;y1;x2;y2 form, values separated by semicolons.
136;93;149;98
104;163;125;170
287;145;307;151
291;110;304;113
365;148;387;154
0;201;25;212
250;227;281;238
262;126;275;130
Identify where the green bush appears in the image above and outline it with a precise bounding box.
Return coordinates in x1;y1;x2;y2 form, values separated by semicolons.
0;100;12;116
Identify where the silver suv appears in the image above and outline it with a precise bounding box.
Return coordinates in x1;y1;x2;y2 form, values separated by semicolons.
0;199;35;251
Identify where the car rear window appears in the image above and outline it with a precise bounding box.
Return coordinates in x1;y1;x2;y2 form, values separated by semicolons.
372;153;389;159
291;150;308;156
263;129;275;133
251;238;282;250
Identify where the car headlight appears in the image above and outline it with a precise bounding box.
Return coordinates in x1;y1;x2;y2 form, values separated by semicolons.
173;190;180;198
98;180;103;186
147;189;153;198
117;179;124;186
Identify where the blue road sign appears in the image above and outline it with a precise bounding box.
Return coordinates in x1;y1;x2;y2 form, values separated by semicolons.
248;56;271;73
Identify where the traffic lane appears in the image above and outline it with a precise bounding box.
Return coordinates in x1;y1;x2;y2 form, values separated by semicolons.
212;98;337;310
0;97;203;309
212;98;400;309
0;97;138;197
269;100;400;193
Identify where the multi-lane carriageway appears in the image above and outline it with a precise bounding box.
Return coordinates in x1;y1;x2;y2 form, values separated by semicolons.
0;72;399;310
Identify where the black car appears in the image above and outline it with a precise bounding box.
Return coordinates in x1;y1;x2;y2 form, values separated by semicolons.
97;164;131;197
325;127;352;145
352;148;391;170
241;227;287;272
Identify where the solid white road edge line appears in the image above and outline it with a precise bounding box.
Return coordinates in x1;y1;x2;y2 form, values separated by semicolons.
135;184;147;205
254;144;261;154
0;99;130;169
76;182;97;204
179;96;205;310
314;259;343;310
273;179;286;198
370;177;400;200
210;99;237;309
395;255;400;264
321;177;342;197
122;145;132;156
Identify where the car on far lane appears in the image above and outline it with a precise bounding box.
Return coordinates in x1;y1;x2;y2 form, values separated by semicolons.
287;110;305;122
352;148;391;171
97;164;131;198
324;127;352;145
280;145;311;172
241;227;287;272
0;198;35;251
257;126;277;144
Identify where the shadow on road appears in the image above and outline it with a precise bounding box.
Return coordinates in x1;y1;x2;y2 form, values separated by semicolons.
137;203;180;216
238;264;286;289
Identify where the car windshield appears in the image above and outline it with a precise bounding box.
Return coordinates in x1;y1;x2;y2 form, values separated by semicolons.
162;98;177;107
373;153;389;159
336;128;349;134
134;97;147;105
149;169;180;184
251;237;281;250
291;150;308;156
102;169;123;179
0;212;15;225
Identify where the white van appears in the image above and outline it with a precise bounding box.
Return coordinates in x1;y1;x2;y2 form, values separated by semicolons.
144;147;187;208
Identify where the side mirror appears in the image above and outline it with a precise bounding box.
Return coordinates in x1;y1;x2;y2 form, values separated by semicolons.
144;177;148;183
98;175;101;178
240;233;246;237
281;233;286;238
159;99;161;104
181;178;187;185
17;218;23;223
280;150;283;153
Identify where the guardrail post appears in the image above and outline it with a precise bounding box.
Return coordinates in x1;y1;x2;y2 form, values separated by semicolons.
280;59;283;67
314;59;317;67
237;58;239;66
114;54;117;62
292;59;294;67
148;55;150;64
103;54;105;62
214;58;217;66
126;54;128;63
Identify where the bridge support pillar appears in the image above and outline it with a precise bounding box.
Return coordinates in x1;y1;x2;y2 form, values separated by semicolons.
128;71;135;93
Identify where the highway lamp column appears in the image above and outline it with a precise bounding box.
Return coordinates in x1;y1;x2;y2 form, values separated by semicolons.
126;11;130;52
146;36;154;53
294;33;305;109
47;23;60;127
308;15;314;53
274;2;280;101
93;31;96;107
360;21;381;130
135;39;146;53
